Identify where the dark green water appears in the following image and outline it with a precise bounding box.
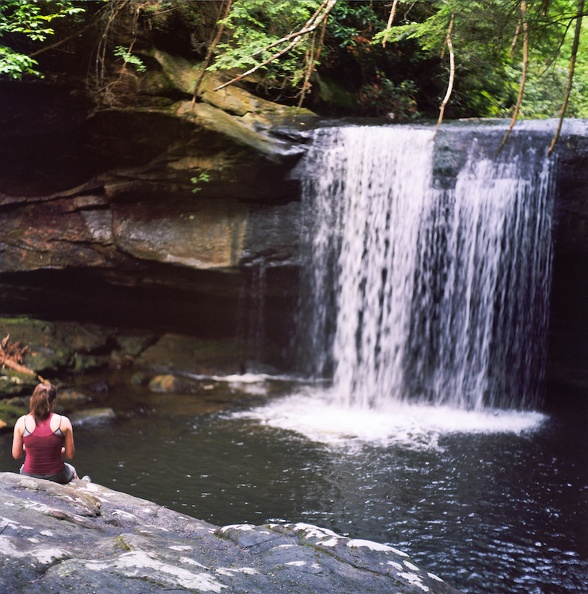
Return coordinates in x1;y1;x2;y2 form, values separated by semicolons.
1;379;586;594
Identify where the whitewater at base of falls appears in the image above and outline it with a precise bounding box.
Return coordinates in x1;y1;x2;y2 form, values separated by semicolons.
231;383;547;451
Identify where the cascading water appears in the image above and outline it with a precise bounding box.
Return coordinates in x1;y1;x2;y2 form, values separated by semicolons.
299;125;555;411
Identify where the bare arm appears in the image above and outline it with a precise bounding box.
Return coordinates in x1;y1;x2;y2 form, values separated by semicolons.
61;417;75;459
12;416;25;460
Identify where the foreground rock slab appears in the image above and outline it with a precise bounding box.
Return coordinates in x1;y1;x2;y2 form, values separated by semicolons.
0;472;461;593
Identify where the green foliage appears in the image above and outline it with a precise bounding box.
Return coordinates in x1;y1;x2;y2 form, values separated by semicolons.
369;0;587;118
329;1;385;48
0;0;83;41
114;45;146;73
0;0;84;79
524;15;588;118
208;0;323;93
190;171;211;194
1;0;584;119
359;72;419;119
208;0;586;119
0;45;37;78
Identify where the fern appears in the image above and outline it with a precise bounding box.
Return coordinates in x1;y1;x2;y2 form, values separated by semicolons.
114;46;147;73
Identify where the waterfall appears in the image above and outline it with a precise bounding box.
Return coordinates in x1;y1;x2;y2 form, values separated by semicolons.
300;125;555;411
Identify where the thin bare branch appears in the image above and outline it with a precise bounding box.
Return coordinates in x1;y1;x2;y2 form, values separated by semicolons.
213;0;337;92
297;32;318;112
296;12;329;112
510;22;521;57
251;0;333;57
94;0;130;88
191;0;233;107
498;1;528;152
549;0;584;154
382;0;400;47
434;12;455;136
29;20;97;58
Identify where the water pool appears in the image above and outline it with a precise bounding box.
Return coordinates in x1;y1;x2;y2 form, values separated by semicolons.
2;378;585;594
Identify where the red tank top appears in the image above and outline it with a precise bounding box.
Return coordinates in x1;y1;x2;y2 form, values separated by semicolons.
22;414;65;476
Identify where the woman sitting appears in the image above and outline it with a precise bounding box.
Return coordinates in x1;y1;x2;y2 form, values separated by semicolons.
12;383;78;484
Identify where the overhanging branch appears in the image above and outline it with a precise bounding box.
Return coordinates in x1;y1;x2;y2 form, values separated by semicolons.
213;0;337;92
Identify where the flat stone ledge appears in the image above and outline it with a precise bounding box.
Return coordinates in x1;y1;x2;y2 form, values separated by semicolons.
0;472;462;593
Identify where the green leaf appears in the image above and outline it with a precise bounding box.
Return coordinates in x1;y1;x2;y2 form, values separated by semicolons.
0;0;85;79
114;46;147;73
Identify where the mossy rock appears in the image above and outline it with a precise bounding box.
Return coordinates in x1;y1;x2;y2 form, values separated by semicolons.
0;374;35;396
0;400;27;430
73;353;109;373
57;389;92;410
0;317;115;375
116;334;157;357
24;348;73;373
69;407;116;426
137;334;240;376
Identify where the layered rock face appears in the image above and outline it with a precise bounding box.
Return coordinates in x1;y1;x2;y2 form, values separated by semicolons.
0;53;312;370
548;128;588;395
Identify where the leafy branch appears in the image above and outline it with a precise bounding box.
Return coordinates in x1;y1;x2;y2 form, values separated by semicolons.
114;45;146;72
0;0;84;79
212;0;337;95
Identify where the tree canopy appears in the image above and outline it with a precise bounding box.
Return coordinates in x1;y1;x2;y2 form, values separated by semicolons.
0;0;586;122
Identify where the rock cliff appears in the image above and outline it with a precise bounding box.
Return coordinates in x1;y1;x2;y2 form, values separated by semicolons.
0;51;312;370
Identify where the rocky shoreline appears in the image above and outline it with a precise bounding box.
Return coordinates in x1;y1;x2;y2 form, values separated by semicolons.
0;472;462;593
0;314;253;431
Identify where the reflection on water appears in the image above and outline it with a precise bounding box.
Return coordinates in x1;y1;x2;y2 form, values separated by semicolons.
1;379;586;594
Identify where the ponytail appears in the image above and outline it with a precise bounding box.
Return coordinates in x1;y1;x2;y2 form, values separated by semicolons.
30;383;57;423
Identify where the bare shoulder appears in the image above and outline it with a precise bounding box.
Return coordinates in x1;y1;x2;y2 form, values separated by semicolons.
14;415;27;432
60;415;74;430
49;413;70;432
